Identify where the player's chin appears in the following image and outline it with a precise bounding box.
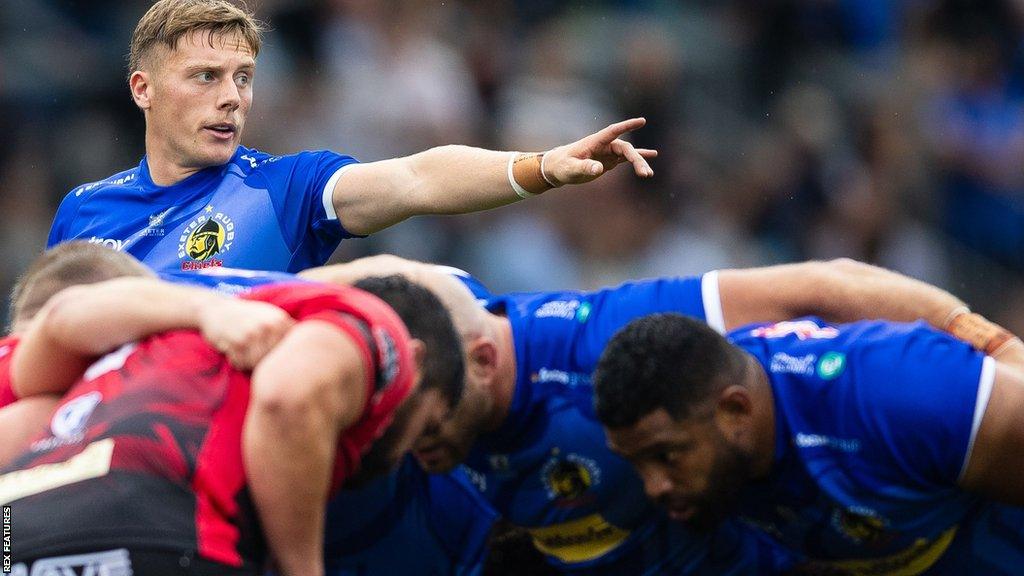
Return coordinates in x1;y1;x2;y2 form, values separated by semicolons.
412;448;458;474
197;139;239;164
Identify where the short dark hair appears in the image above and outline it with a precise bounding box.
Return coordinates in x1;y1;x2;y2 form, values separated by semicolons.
9;241;154;330
594;313;746;429
354;275;464;408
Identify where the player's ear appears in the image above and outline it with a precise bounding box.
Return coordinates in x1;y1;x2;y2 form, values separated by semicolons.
715;384;754;439
129;70;153;110
466;335;498;383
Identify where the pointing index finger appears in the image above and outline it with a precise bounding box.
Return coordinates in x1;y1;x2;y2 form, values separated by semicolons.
593;117;647;145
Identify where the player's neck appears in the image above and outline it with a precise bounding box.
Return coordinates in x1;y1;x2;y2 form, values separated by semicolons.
484;314;516;430
144;136;205;187
747;356;777;479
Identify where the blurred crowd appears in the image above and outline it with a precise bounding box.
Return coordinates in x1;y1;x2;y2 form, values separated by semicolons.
4;0;1024;331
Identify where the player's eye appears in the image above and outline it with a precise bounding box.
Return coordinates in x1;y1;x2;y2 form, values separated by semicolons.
196;71;215;83
654;449;683;465
235;73;250;87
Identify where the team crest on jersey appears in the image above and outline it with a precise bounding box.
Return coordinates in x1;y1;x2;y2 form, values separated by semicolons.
832;508;890;545
542;451;601;506
51;391;102;440
178;206;235;270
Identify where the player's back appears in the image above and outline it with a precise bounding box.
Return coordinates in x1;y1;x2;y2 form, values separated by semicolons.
1;328;260;569
728;317;998;573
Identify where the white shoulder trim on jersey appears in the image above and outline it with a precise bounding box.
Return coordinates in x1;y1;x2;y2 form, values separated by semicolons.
322;163;359;221
958;355;996;482
701;270;727;334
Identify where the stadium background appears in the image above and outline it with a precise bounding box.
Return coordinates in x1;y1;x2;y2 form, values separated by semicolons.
3;0;1024;333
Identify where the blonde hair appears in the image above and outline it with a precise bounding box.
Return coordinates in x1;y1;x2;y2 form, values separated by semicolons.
128;0;263;72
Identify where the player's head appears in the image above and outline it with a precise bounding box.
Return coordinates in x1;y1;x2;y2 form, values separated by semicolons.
404;270;501;474
593;313;760;531
128;0;263;171
346;275;464;484
8;241;154;334
304;256;505;474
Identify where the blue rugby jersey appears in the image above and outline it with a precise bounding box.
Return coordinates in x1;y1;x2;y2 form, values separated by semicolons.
49;146;358;274
729;317;1018;575
463;274;790;574
323;457;497;576
161;266;307;295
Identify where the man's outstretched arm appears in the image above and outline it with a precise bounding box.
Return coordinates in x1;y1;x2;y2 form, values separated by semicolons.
332;118;657;235
717;258;1024;360
716;258;966;331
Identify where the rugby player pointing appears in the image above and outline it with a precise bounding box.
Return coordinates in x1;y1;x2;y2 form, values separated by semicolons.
48;0;656;275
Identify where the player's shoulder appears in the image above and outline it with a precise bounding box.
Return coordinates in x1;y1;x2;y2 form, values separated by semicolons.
227;145;282;175
63;165;143;205
231;146;340;175
492;289;590;320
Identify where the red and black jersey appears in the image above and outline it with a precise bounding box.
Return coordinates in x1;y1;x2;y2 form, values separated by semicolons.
0;282;415;569
0;335;20;409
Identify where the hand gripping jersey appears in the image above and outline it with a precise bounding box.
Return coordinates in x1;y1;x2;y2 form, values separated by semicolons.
0;335;19;409
48;146;359;274
323;456;497;576
462;273;790;574
0;283;414;569
730;317;1024;575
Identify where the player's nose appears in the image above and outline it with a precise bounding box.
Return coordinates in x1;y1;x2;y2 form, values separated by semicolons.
217;77;241;111
641;468;673;501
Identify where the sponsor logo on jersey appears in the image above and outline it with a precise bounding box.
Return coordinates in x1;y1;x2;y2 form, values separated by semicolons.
527;513;630;564
770;353;817;376
462;465;487;492
10;548;132;576
751;320;840;340
74;173;137;197
87;237;126;251
817;352;847;380
143;207;173;237
535;300;581;320
542;451;601;506
0;439;115;505
795;433;861;453
575;302;592;323
530;368;589;387
820;525;957;576
178;206;234;270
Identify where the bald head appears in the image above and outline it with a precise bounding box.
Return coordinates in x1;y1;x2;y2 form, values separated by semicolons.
300;255;491;342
